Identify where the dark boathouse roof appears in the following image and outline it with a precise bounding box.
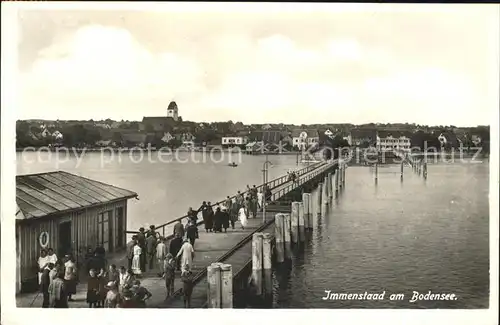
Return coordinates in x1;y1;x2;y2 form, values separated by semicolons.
16;171;138;220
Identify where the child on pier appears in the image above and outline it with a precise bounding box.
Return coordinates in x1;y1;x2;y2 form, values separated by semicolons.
86;269;100;308
163;253;176;298
181;264;194;308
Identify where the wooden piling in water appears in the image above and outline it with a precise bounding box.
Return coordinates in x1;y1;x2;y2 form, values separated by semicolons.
262;233;273;297
323;177;329;205
335;169;339;194
343;163;346;185
324;175;329;199
207;263;222;308
317;182;323;213
328;173;334;198
340;163;344;188
423;162;428;179
262;233;272;270
302;193;312;230
283;213;292;259
298;202;305;242
274;213;285;263
400;161;404;181
220;264;233;308
375;163;378;183
251;233;263;296
290;202;300;244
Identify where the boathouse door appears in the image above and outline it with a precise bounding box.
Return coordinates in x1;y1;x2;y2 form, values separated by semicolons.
58;221;72;257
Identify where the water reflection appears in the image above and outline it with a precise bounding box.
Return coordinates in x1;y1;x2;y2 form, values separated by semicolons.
243;162;489;309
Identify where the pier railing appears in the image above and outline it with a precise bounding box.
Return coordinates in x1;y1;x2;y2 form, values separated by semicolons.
125;160;331;239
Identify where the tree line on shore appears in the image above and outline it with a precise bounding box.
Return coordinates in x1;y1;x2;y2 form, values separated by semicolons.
15;119;490;154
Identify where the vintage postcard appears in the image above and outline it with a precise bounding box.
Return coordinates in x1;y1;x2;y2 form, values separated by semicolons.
1;2;498;325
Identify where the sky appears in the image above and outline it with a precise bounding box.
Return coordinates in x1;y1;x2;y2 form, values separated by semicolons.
13;3;500;126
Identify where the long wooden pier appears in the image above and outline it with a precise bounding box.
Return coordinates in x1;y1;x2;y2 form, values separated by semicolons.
156;160;335;308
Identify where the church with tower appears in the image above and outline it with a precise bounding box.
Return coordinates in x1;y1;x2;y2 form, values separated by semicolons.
141;101;181;132
166;101;179;122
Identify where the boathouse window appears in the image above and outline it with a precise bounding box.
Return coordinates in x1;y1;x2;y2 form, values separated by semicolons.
115;207;124;249
97;210;112;252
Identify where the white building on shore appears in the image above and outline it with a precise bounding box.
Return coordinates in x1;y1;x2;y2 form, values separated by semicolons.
376;131;411;152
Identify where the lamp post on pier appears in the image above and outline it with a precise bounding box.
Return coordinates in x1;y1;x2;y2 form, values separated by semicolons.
262;153;273;223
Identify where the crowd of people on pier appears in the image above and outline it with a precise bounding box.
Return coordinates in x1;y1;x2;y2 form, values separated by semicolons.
35;184;275;309
197;184;270;233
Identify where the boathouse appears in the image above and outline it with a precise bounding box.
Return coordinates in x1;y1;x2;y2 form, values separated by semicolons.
15;171;137;293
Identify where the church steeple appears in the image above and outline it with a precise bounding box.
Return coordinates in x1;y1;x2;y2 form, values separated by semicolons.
167;101;179;121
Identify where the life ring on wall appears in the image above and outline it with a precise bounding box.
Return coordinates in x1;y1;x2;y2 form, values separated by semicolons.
39;231;49;248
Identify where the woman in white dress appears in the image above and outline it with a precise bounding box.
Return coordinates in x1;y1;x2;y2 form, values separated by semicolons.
238;206;248;229
176;238;194;272
131;243;142;275
257;190;263;211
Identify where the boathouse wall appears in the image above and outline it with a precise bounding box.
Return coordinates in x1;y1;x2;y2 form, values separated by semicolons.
16;199;128;292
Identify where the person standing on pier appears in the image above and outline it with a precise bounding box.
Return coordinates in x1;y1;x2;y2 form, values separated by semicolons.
40;263;55;308
193;205;203;222
146;225;157;238
47;248;58;265
238;205;248;229
230;197;238;229
265;186;272;205
131;280;152;308
95;244;106;258
187;207;200;238
257;189;263;211
108;264;120;287
186;220;198;246
225;196;232;211
221;206;230;232
37;249;50;285
63;255;77;302
137;228;147;273
169;235;183;271
131;242;143;276
251;185;258;198
118;267;128;292
156;237;167;277
206;202;214;232
49;262;59;285
250;194;258;218
98;268;108;307
181;264;194;308
120;269;135;292
49;271;68;308
236;191;244;210
176;238;195;271
200;201;209;229
86;269;100;308
146;232;157;271
244;196;251;217
173;220;185;239
213;206;223;232
163;253;176;298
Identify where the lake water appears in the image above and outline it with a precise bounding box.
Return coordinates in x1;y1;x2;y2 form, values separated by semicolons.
267;161;490;308
17;152;490;308
17;151;301;230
